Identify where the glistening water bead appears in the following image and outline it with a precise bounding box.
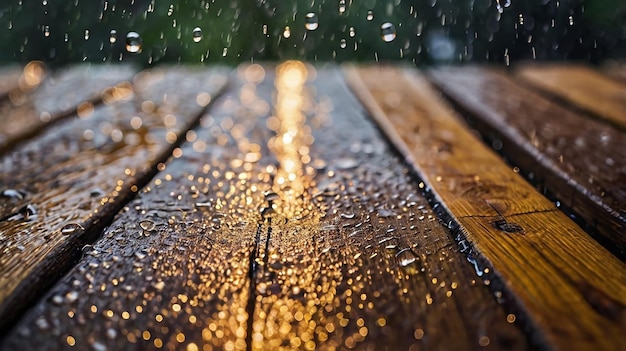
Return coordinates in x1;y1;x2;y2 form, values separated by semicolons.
304;12;319;31
380;22;396;42
192;27;203;43
125;31;143;53
109;30;117;44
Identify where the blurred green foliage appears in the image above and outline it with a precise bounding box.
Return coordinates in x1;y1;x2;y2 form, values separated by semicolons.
0;0;624;67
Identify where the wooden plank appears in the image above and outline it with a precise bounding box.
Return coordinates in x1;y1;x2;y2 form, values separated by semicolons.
0;67;228;334
345;66;626;351
2;64;530;350
248;65;530;350
0;64;135;155
515;64;626;131
427;66;626;257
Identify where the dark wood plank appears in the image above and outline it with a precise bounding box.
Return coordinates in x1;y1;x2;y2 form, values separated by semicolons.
1;64;273;351
345;66;626;351
2;64;530;351
428;66;626;257
0;64;135;155
0;67;228;334
515;64;626;131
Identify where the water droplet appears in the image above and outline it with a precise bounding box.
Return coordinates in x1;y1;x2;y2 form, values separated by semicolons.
396;248;421;275
340;38;347;49
283;26;291;39
125;31;143;53
139;219;156;233
304;12;319;31
339;0;346;14
66;291;79;303
340;212;355;219
336;157;358;169
90;188;105;197
380;22;396;42
153;281;165;291
108;30;117;45
1;189;25;200
61;222;84;235
192;27;203;43
366;10;374;21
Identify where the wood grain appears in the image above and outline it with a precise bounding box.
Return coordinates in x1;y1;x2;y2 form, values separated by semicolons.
345;65;626;351
427;66;626;257
515;64;626;131
0;67;228;334
1;64;530;351
0;64;135;155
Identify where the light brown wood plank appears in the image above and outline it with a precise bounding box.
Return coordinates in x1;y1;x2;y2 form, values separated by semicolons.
0;67;228;334
345;65;626;351
515;64;626;131
427;66;626;257
0;64;135;155
602;61;626;84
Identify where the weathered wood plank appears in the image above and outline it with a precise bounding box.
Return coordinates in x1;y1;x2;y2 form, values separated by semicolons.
1;64;274;351
345;66;626;351
515;64;626;131
0;64;135;155
2;64;530;351
248;64;529;350
427;66;626;257
0;67;228;334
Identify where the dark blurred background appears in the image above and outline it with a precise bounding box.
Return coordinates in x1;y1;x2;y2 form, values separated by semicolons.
0;0;624;67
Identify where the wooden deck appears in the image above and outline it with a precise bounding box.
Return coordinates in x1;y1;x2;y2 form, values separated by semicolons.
0;62;624;351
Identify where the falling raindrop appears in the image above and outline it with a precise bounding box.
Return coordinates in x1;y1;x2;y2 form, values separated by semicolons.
380;22;397;42
366;10;374;21
283;26;291;38
339;0;346;14
109;29;117;44
192;27;203;43
304;12;319;31
125;31;143;53
340;38;347;49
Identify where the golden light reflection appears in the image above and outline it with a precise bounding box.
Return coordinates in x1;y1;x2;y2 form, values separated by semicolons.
269;61;317;219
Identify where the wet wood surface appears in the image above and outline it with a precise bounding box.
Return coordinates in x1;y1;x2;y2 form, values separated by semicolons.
1;64;530;351
0;67;228;333
515;64;626;131
0;64;136;155
0;62;624;351
428;66;626;257
345;66;626;351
